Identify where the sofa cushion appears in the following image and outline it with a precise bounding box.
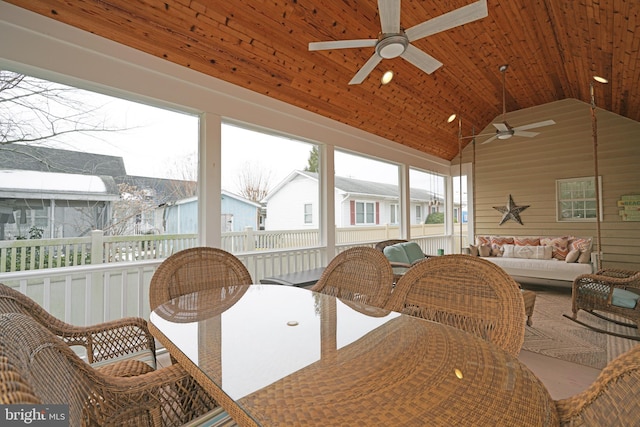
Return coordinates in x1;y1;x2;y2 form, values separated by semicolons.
540;237;570;260
503;244;552;260
569;237;593;264
565;249;580;263
514;237;540;246
479;244;492;257
469;245;479;257
612;288;640;309
400;242;425;264
383;245;411;265
490;236;513;257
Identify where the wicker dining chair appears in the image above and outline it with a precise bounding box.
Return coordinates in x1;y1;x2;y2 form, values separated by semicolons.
555;343;640;426
149;247;253;311
385;254;526;356
311;246;395;309
0;312;235;427
565;269;640;340
0;282;156;374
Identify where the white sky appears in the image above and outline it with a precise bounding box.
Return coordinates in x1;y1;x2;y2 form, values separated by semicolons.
14;75;455;197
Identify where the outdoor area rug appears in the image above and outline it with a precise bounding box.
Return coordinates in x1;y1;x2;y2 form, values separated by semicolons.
521;285;639;370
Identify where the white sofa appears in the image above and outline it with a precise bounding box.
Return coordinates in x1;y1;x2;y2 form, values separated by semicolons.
471;236;595;287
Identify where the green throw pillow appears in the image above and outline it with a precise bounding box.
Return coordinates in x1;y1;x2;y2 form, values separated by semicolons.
383;245;411;265
401;242;425;264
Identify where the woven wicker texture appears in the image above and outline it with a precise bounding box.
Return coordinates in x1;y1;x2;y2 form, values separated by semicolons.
0;312;220;426
385;254;526;356
311;246;394;308
149;247;253;311
151;285;558;426
237;313;558;426
555;343;640;426
569;269;640;329
0;282;156;369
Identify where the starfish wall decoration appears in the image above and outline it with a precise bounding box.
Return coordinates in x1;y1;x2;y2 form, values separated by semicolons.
493;195;529;225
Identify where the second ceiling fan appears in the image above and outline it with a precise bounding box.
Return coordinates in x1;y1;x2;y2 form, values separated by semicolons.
482;64;556;144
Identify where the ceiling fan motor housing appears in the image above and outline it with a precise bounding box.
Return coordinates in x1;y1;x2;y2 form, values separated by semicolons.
376;34;408;59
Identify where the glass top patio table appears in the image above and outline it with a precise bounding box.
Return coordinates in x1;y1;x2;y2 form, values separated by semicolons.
149;284;558;426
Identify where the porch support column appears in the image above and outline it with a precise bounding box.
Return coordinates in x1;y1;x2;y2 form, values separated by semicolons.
199;112;222;247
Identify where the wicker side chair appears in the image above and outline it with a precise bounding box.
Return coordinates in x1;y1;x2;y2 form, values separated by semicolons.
0;282;156;373
149;247;253;311
0;312;234;426
385;254;526;356
555;344;640;426
565;269;640;339
310;246;394;309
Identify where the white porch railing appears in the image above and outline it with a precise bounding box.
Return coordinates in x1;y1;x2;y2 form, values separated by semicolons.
0;224;461;272
0;233;464;326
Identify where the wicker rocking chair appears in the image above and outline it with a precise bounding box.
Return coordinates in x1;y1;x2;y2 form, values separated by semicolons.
564;269;640;340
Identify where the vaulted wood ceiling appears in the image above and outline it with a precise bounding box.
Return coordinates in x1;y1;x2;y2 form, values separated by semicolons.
7;0;639;161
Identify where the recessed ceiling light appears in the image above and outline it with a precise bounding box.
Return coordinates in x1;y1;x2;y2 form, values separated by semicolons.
593;75;609;84
381;70;394;85
447;113;457;123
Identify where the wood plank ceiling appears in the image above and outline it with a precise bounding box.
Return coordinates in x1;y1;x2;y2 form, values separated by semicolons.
6;0;639;161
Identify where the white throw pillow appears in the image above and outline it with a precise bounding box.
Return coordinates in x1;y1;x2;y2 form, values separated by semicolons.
503;244;552;260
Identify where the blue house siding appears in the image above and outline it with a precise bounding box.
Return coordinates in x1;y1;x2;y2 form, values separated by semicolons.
164;192;259;234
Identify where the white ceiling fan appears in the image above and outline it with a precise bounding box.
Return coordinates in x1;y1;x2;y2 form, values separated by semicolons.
482;64;556;144
309;0;488;85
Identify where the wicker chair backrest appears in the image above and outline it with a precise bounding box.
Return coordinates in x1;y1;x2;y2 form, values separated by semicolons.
555;343;640;426
385;254;525;356
311;246;394;309
149;247;253;311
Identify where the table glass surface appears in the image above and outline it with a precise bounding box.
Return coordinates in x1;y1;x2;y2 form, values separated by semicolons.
150;284;558;426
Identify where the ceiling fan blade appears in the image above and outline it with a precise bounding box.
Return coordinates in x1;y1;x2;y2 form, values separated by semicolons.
492;122;509;132
481;134;499;145
405;0;488;42
309;39;377;51
378;0;401;34
349;54;383;85
513;119;556;131
513;130;540;138
400;44;443;74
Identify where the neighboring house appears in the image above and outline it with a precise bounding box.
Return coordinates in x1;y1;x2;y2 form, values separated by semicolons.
161;190;261;234
263;171;449;230
0;169;119;240
0;145;194;238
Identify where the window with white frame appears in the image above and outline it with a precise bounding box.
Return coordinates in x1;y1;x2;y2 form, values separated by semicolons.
415;205;422;223
303;203;312;224
355;201;376;225
390;204;398;224
557;176;602;221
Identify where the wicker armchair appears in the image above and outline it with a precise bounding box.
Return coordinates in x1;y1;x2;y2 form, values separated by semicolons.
0;282;156;373
555;344;640;426
385;254;526;356
566;269;640;339
149;247;253;311
0;312;233;426
311;246;394;309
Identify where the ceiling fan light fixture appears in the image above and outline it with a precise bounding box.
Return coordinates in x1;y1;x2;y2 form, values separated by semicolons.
497;131;514;140
593;75;609;84
381;70;394;84
376;35;408;59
